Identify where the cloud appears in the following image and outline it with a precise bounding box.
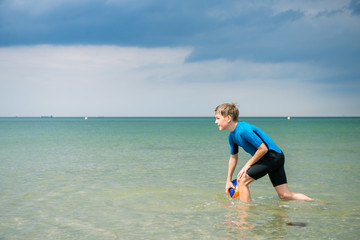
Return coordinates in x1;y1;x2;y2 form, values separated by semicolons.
0;45;188;116
0;0;88;17
349;0;360;14
1;0;357;75
1;0;357;64
0;1;358;116
0;45;359;117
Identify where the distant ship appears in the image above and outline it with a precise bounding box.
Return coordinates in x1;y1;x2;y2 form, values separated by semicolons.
41;115;54;118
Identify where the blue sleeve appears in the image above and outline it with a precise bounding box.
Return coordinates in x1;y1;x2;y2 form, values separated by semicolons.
240;130;263;149
228;134;239;155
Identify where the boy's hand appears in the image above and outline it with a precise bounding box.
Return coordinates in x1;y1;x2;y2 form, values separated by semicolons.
237;165;251;179
225;181;235;195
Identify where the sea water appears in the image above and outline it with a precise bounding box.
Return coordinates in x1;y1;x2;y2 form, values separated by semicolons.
0;117;359;239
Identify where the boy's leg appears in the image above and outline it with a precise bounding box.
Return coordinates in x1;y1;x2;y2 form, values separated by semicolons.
274;184;313;201
237;174;255;202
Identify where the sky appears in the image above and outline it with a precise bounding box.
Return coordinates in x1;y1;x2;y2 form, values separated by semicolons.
0;0;359;117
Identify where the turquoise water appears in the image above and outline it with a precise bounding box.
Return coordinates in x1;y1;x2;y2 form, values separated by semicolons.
1;117;359;239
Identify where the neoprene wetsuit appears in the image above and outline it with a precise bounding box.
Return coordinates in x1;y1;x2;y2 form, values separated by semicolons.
228;122;287;187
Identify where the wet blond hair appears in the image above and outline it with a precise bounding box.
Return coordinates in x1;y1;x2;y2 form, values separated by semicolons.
214;103;239;122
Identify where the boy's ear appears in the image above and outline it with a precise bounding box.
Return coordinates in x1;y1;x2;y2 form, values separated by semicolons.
226;115;232;122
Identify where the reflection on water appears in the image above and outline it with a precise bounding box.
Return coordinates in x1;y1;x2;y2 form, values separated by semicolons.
224;204;254;231
221;196;326;239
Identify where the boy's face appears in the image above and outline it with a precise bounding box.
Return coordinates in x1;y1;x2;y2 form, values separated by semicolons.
215;112;231;131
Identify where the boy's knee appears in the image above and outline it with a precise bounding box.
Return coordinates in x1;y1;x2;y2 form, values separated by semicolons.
237;174;252;186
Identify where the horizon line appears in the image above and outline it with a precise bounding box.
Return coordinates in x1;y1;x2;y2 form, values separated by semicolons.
1;115;359;118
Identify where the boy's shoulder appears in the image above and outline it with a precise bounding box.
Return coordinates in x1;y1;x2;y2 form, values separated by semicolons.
236;121;252;129
231;122;246;135
235;122;258;136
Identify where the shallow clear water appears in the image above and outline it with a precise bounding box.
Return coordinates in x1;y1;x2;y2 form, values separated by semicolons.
1;117;359;239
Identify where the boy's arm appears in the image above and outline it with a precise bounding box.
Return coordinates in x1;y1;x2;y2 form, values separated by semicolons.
238;143;268;179
225;154;238;194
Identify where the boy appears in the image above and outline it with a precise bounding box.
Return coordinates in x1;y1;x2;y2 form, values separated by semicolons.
215;103;313;202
